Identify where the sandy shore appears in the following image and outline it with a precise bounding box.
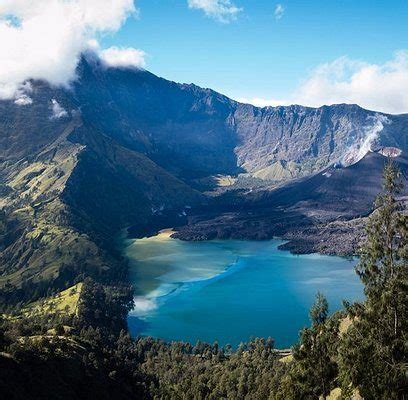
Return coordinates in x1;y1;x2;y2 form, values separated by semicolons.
147;228;175;240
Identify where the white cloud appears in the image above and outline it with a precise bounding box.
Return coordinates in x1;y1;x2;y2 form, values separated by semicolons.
236;51;408;114
14;82;33;105
294;52;408;114
274;4;285;20
0;0;137;100
99;46;146;68
50;99;68;119
14;94;33;106
188;0;242;23
237;96;290;108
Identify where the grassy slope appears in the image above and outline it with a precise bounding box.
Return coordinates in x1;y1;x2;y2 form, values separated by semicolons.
3;283;83;321
0;122;106;294
0;109;202;307
22;282;83;318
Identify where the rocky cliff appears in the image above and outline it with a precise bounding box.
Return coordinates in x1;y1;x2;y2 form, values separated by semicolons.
1;55;407;305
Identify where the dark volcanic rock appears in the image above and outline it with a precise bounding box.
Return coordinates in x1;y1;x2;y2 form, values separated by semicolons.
173;151;408;255
1;55;408;302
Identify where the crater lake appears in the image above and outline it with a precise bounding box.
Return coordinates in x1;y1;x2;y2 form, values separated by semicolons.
125;231;364;348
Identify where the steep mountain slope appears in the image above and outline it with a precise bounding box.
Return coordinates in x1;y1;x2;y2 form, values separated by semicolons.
0;86;201;304
256;150;408;216
175;150;408;254
71;58;408;182
72;58;239;179
1;56;407;305
234;104;392;177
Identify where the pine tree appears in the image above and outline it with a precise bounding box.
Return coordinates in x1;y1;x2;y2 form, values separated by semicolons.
338;160;408;399
289;292;339;399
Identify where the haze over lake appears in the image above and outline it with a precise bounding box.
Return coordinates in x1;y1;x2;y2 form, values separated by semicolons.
126;233;364;348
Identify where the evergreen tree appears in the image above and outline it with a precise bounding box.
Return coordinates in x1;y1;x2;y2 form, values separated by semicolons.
289;292;339;399
338;160;408;399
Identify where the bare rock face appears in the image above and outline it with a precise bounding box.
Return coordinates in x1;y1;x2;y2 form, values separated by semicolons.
1;55;408;303
69;57;408;183
233;105;407;178
233;104;367;174
378;146;403;157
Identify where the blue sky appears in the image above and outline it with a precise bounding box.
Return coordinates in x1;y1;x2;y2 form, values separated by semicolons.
1;0;407;113
98;0;408;110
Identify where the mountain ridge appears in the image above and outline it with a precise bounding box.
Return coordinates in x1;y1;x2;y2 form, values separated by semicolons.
1;56;407;306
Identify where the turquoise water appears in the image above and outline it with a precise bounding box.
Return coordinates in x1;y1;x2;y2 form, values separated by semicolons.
126;236;363;348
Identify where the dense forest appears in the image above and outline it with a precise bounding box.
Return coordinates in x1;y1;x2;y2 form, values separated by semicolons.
0;161;407;399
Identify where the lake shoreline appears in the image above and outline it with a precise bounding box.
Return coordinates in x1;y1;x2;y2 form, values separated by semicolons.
125;226;356;262
125;236;363;348
125;209;362;257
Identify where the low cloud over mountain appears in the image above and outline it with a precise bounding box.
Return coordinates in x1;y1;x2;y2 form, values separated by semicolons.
0;0;139;100
239;51;408;114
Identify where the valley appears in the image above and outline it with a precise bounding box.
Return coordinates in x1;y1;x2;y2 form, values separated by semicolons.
1;56;407;307
0;55;407;400
2;0;408;395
